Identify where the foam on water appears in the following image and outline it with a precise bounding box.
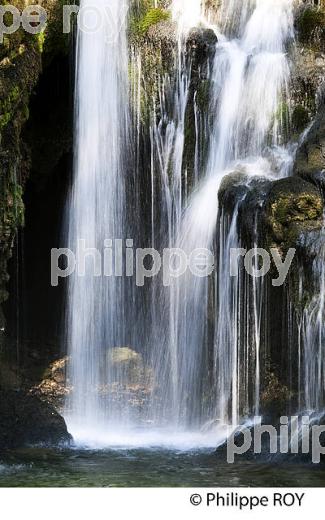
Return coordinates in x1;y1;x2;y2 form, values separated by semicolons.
66;423;226;451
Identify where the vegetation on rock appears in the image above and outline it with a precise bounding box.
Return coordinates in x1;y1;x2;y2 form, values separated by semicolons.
0;0;71;319
296;4;325;49
265;177;323;250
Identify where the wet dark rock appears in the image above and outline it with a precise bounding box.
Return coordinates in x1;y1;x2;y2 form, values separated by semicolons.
146;19;176;44
295;3;325;51
0;387;72;450
0;0;71;321
290;3;325;125
295;104;325;195
183;29;217;185
296;224;325;258
260;372;292;421
291;104;311;134
186;27;218;67
290;46;325;121
238;179;273;247
264;176;323;249
31;357;70;412
299;169;325;200
218;172;251;213
218;171;272;247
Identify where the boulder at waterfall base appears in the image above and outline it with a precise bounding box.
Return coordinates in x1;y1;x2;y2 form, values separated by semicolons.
0;387;72;450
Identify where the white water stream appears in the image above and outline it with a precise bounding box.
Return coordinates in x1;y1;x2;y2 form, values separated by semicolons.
64;0;315;449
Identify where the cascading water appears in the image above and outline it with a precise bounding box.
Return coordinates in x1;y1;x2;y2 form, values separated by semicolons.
64;0;131;439
65;0;303;447
65;0;215;448
171;0;204;34
208;0;294;427
297;227;325;413
139;0;207;428
147;0;295;431
281;224;325;453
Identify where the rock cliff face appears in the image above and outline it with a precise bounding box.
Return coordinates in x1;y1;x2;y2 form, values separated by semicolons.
290;1;325;214
291;1;325;194
0;0;71;330
0;0;69;328
0;0;72;446
291;1;325;126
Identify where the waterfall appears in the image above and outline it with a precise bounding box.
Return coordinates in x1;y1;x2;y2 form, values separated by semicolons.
163;0;294;428
64;0;301;446
146;5;200;426
171;0;204;34
64;0;131;438
282;225;325;454
210;0;294;426
298;227;325;413
143;0;295;432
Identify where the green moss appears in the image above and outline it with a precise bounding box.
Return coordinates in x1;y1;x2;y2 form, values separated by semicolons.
0;86;21;130
265;176;325;252
8;43;26;62
129;3;171;39
0;181;25;255
0;112;11;128
297;7;325;45
29;0;72;65
196;80;210;111
5;183;24;230
0;2;69;310
138;8;170;34
261;371;292;413
128;1;176;123
34;31;46;54
2;36;10;51
291;105;310;133
274;101;290;141
271;193;323;225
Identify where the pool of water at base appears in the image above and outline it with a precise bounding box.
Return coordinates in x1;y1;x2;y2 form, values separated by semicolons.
0;448;324;487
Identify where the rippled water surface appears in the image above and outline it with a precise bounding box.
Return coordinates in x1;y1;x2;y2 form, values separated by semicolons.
1;448;324;487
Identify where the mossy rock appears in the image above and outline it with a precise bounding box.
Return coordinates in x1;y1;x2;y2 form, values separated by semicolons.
40;0;72;65
138;8;171;35
291;104;310;134
106;347;148;386
218;172;251;213
261;371;293;418
265;176;323;249
294;104;325;192
0;387;72;449
129;0;171;40
0;0;72;310
218;171;272;247
296;5;325;50
107;347;140;366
